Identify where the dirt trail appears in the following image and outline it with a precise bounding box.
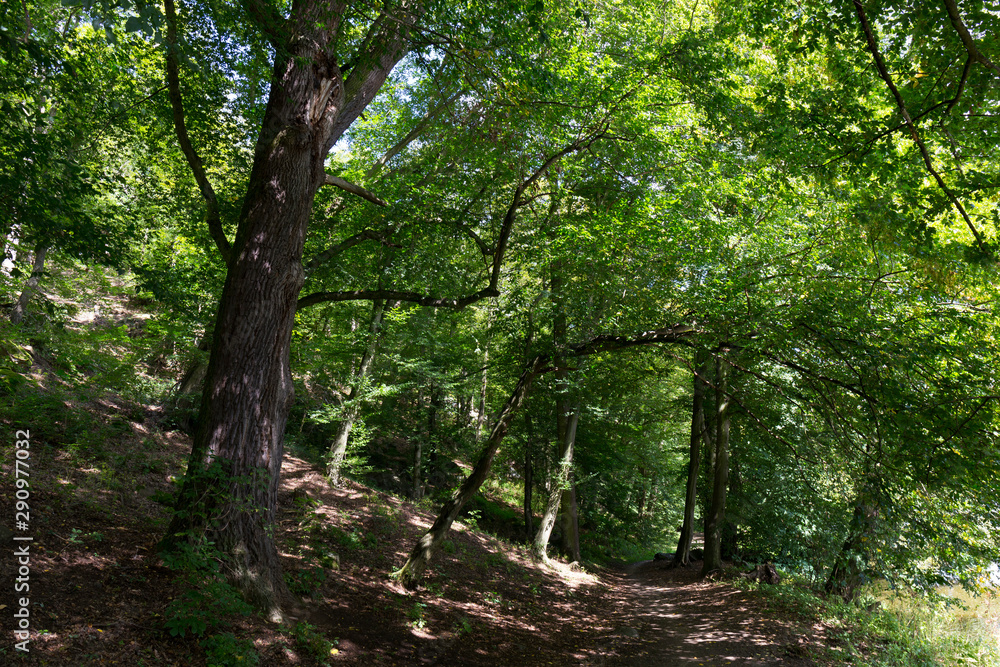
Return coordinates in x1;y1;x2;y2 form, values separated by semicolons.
593;560;821;667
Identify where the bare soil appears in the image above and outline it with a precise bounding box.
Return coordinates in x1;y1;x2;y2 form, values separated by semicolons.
1;392;837;666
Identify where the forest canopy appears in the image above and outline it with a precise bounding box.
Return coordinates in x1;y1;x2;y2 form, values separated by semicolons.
2;0;998;634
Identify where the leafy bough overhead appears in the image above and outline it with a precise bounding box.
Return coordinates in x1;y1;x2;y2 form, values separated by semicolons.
296;129;608;311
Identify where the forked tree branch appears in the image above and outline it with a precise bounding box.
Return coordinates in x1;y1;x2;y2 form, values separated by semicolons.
164;0;232;264
941;0;1000;76
854;0;990;257
329;1;416;149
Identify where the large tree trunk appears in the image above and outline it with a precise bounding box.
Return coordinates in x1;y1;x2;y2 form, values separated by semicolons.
327;299;385;485
674;348;709;567
395;356;546;588
10;242;47;324
702;354;731;577
162;1;408;618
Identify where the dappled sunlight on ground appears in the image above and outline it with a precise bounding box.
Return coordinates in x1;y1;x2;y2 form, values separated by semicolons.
0;388;851;666
601;562;823;666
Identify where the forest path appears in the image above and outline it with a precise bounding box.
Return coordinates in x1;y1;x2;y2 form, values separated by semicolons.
593;561;823;666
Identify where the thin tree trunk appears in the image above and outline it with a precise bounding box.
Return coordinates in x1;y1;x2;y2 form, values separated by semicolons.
428;386;441;435
722;446;742;561
702;354;731;576
646;477;656;519
394;356;546;588
700;356;717;537
523;412;536;536
475;312;493;441
636;468;647;522
523;442;534;536
532;405;579;562
10;243;47;324
327;299;385;485
412;437;423;500
674;348;709;567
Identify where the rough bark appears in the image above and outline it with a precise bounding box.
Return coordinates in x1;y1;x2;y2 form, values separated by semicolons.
162;0;410;618
327;299;385;485
10;242;47;324
702;354;731;577
674;348;709;567
394;356;546;588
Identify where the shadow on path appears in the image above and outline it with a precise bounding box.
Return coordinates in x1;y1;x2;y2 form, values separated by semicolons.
593;560;821;667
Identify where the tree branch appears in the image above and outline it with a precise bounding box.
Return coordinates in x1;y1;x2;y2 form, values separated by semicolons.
366;89;462;179
323;174;388;207
164;0;231;264
944;56;973;116
297;286;500;311
854;0;990;257
329;2;416;149
941;0;1000;76
303;228;395;273
298;132;604;311
568;325;697;356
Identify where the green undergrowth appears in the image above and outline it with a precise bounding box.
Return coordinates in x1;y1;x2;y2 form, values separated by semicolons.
735;571;1000;666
